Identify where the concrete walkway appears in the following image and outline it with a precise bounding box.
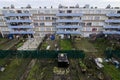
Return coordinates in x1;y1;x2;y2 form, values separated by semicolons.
17;37;43;50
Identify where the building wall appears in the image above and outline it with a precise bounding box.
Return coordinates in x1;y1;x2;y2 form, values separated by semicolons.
30;9;57;37
0;7;120;37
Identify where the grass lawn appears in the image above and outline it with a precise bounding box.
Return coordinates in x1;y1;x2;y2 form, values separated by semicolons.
60;39;72;50
0;38;8;44
27;59;54;80
74;38;97;52
16;41;24;48
103;63;120;80
0;58;31;80
0;39;20;50
92;38;111;52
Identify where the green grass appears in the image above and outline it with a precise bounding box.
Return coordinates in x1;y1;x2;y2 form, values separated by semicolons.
92;38;111;52
60;39;72;50
103;63;120;80
74;38;97;52
0;38;8;44
27;59;54;80
0;58;30;80
41;42;48;50
16;42;24;48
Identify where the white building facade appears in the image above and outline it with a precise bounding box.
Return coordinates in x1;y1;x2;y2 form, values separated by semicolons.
0;5;120;38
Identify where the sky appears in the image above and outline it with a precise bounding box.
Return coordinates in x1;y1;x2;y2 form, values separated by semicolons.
0;0;120;8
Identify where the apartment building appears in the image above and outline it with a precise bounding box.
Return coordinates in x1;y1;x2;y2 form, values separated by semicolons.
0;4;120;38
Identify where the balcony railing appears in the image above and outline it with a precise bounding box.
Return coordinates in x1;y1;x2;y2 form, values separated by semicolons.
8;25;34;28
105;20;120;23
10;30;35;34
4;13;31;17
103;25;120;29
56;19;82;23
106;13;120;17
103;31;120;34
56;30;80;34
56;13;83;16
6;19;32;23
56;25;81;28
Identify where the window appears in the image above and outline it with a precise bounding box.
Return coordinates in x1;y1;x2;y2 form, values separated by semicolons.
94;16;100;20
52;23;57;26
86;23;92;26
96;10;101;14
45;17;51;20
59;10;65;13
67;10;72;13
39;16;44;20
117;11;120;13
34;23;38;26
92;28;97;32
24;10;29;13
17;10;22;13
40;27;45;31
46;28;51;31
52;17;57;20
9;10;15;13
45;10;50;13
80;23;85;26
45;22;52;26
29;10;37;14
40;23;45;26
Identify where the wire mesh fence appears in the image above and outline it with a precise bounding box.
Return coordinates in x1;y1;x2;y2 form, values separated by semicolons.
0;50;85;59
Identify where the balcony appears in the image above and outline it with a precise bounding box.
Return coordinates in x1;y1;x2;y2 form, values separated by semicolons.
106;13;120;17
103;25;120;29
103;31;120;34
56;25;81;28
6;19;32;23
105;20;120;23
8;25;34;28
56;30;80;34
10;31;35;34
4;13;31;17
56;19;82;23
56;13;83;16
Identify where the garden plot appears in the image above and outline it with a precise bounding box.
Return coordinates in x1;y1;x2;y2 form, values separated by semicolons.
73;38;97;52
27;59;55;80
0;58;31;80
27;38;99;80
0;38;9;45
88;38;120;80
0;38;32;80
0;39;20;50
40;39;59;50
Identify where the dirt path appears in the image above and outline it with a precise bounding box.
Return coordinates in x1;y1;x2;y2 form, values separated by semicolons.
0;39;20;50
20;59;37;80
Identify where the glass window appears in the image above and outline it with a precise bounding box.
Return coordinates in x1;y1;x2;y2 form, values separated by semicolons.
45;17;51;20
46;27;51;31
24;10;29;13
40;27;45;31
45;10;50;13
29;10;37;14
92;28;97;31
34;23;38;26
39;16;44;20
94;16;100;20
86;23;92;26
40;23;45;26
52;23;57;26
9;10;15;13
52;17;57;20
